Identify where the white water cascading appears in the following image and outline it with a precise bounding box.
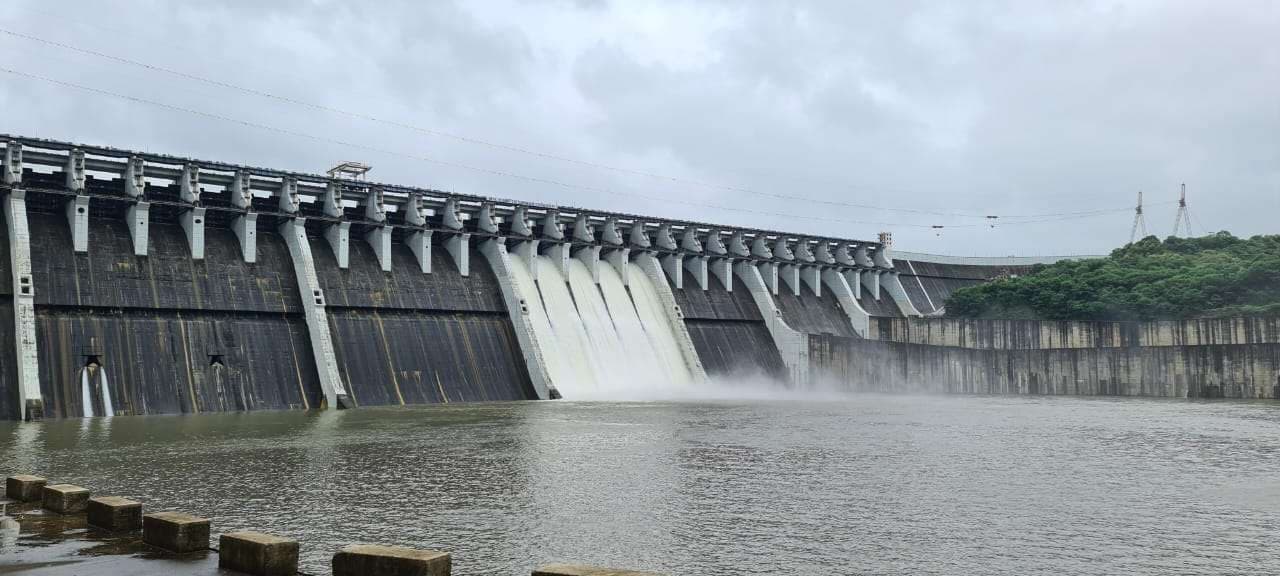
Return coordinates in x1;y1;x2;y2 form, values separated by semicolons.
80;368;94;418
625;262;696;386
80;364;115;418
99;367;115;417
510;251;698;399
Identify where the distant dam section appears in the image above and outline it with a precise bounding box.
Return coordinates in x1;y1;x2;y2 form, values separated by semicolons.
0;135;1232;420
812;317;1280;399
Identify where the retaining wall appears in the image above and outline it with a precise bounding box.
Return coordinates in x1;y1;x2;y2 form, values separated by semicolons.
873;317;1280;349
814;317;1280;399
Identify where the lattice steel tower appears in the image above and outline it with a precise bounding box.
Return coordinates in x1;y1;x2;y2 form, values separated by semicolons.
1128;190;1147;244
1171;183;1193;237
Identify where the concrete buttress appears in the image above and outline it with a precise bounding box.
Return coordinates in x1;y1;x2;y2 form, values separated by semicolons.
4;189;43;420
821;268;870;337
279;218;350;409
479;238;555;399
634;253;708;383
735;261;809;386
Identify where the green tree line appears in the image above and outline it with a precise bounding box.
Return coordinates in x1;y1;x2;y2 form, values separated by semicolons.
944;232;1280;320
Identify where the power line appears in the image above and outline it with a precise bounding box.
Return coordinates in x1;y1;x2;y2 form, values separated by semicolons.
0;65;932;230
0;25;1138;222
0;65;1149;234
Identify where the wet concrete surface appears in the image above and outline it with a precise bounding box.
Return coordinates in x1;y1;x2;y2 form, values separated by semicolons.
0;498;227;575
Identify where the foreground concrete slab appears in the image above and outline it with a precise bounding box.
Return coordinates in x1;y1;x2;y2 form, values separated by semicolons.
7;474;47;501
42;484;90;514
219;531;300;576
142;511;209;553
533;564;667;576
87;496;143;531
332;544;451;576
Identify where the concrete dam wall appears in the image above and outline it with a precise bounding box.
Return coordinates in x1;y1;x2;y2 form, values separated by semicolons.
29;209;323;418
811;317;1280;399
21;192;534;418
0;135;930;419
1;136;1245;416
874;316;1280;349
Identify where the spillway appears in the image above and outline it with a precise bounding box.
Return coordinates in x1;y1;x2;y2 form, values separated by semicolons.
508;254;698;399
622;262;696;386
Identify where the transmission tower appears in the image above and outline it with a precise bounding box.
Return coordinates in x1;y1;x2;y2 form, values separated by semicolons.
1171;183;1192;237
1128;190;1147;244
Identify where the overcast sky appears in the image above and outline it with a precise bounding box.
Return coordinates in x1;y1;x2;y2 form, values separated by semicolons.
0;0;1275;255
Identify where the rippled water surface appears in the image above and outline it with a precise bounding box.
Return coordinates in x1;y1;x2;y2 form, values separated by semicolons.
3;395;1280;575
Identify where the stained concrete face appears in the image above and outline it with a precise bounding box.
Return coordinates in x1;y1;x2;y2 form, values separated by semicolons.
26;211;324;418
818;317;1280;399
667;267;787;380
310;240;536;406
9;200;537;419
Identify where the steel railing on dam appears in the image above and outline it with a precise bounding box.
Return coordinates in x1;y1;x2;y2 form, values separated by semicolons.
0;135;929;420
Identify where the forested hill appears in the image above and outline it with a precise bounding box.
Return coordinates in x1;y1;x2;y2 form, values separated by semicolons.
944;233;1280;321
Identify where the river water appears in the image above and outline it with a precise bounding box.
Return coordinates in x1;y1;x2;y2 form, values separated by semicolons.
3;394;1279;575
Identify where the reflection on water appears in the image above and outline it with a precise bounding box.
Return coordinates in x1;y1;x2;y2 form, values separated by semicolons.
3;396;1280;575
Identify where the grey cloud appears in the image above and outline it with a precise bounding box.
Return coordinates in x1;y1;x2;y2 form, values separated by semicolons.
0;0;1274;255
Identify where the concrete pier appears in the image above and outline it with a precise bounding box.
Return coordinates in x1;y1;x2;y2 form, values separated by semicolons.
87;496;143;531
279;217;351;410
6;474;46;501
332;544;451;576
220;531;300;576
481;237;555;399
634;252;708;383
734;261;809;385
533;565;665;576
143;511;210;553
3;180;44;420
42;484;90;514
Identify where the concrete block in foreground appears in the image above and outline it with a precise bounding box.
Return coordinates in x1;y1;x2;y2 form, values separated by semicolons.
143;511;210;552
5;474;46;501
533;564;666;576
220;531;300;576
42;484;90;513
332;544;451;576
87;496;143;531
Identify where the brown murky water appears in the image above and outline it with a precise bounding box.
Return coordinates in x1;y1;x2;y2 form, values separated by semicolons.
2;395;1280;575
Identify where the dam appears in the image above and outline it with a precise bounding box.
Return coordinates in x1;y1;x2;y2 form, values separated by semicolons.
0;134;953;420
4;135;1272;420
